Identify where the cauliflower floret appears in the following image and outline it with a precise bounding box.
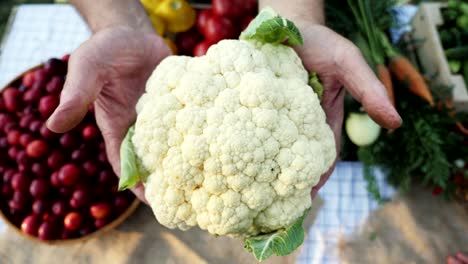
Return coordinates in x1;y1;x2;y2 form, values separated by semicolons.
133;40;336;237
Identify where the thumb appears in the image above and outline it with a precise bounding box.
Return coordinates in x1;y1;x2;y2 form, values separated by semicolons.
47;52;102;133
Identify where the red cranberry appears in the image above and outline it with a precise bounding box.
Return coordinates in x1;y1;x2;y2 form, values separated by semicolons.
114;194;130;213
52;200;68;216
11;172;31;192
22;71;36;88
44;58;67;76
60;133;78;149
58;164;80;186
37;220;58;240
2;185;13;197
79;226;94;236
3;168;16;183
29;120;42;133
50;172;60;187
82;125;99;141
19;133;33;147
2;87;22;112
83;161;98;176
19;114;35;129
98;170;114;184
31;162;49;178
64;212;83;231
7;130;21;145
90;202;112;219
39;124;58;139
22;89;42;103
30;179;50;199
0;137;8;148
45;76;64;94
26;139;49;158
94;218;109;229
21;214;41;236
8;146;20;159
71;188;90;207
32;199;49;214
38;95;59;118
98;152;108;163
48;151;65;170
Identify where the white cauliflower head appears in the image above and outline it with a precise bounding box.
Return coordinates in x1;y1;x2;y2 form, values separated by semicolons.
133;39;336;237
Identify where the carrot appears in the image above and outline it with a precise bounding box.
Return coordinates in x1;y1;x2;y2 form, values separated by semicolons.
376;64;394;106
389;56;434;106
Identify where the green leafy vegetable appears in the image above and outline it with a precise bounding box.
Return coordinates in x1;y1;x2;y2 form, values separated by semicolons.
118;126;141;191
240;7;303;45
244;209;309;262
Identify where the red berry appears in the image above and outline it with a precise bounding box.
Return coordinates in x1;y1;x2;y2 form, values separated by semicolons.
45;76;64;94
11;172;31;192
61;228;76;239
2;169;15;183
31;162;49;178
21;215;41;236
71;188;90;207
79;226;94;236
193;41;211;57
98;170;114;184
26;139;49;158
83;161;98;176
90;202;112;219
38;220;58;240
22;71;36;88
19;115;35;129
64;212;83;231
2;87;22;112
40;124;58;139
0;137;8;149
32;199;49;214
29;120;42;133
8;146;20;160
11;191;30;209
114;194;130;213
82;125;99;141
71;149;87;162
52;200;68;216
30;179;50;198
59;187;73;198
44;58;67;76
22;89;42;103
58;164;80;186
176;28;202;56
48;151;65;170
94;218;109;229
33;69;48;89
38;95;59;118
98;152;108;163
19;133;33;147
2;185;13;197
50;172;60;187
69;198;80;209
7;130;21;145
60;133;78;149
16;150;31;166
61;54;70;62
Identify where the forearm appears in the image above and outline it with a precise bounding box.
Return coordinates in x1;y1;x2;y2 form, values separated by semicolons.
259;0;324;24
70;0;153;33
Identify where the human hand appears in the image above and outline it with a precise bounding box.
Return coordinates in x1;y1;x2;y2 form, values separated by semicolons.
293;20;402;197
448;253;468;264
47;26;171;201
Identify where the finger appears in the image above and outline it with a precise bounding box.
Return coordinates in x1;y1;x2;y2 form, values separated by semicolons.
47;50;103;133
336;42;402;129
456;253;468;263
311;86;345;198
448;256;462;264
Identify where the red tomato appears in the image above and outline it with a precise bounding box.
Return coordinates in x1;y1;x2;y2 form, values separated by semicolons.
212;0;243;19
193;41;211;57
240;16;255;31
197;9;212;33
175;28;202;56
203;16;236;44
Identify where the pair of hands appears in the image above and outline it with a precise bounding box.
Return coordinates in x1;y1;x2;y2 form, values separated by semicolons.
46;20;401;202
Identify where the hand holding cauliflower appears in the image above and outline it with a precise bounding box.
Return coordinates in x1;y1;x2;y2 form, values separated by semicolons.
120;8;335;261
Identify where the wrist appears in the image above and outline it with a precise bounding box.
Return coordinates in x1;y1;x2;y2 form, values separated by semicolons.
71;0;155;34
259;0;324;25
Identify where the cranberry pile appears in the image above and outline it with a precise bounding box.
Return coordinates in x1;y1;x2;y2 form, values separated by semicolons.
0;56;135;241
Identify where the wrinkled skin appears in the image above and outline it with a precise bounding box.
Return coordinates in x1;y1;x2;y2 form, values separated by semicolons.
47;23;400;202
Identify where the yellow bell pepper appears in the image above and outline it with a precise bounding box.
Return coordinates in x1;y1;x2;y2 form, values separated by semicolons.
163;38;178;54
155;0;196;33
149;14;166;36
141;0;163;13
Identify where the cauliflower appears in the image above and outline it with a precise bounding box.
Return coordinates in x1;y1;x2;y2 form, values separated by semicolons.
120;7;336;261
133;38;335;236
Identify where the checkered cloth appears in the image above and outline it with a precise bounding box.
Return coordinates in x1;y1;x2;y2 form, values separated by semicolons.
0;5;397;263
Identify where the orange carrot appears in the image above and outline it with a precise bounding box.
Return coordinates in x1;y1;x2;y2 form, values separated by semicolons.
389;56;434;106
376;64;394;106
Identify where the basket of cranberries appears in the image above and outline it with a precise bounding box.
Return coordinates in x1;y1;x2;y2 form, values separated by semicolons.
0;56;140;243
